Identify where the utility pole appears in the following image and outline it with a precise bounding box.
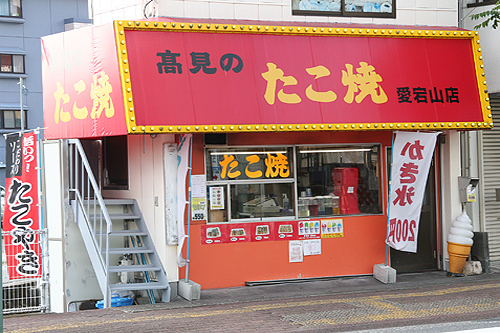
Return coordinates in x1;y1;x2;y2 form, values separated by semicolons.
1;233;3;332
0;77;27;330
19;77;25;131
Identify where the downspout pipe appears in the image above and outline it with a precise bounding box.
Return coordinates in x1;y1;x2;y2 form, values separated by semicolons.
184;135;193;282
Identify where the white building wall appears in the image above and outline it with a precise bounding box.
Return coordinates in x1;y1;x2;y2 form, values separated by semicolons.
90;0;147;24
440;131;464;270
44;140;103;313
102;134;179;283
44;135;180;312
90;0;458;27
461;2;500;94
459;1;499;236
44;140;66;313
155;0;457;26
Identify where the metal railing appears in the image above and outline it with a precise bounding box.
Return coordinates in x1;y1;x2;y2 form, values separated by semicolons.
2;229;48;314
68;139;112;308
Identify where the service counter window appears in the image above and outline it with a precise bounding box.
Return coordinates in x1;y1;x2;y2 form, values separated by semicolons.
205;144;382;223
206;147;294;222
297;145;381;216
230;183;294;219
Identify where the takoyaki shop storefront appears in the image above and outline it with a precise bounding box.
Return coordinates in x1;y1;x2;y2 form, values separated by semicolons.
42;20;492;289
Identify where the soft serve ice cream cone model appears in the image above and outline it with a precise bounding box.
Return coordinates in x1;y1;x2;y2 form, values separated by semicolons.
447;210;474;275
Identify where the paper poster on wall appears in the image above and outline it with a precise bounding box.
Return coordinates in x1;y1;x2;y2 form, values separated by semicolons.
191;197;207;221
251;222;275;242
467;184;477;202
210;186;224;210
191;175;206;198
201;224;228;244
275;221;298;240
321;218;344;238
298;220;321;239
289;241;303;263
303;239;322;256
228;223;251;243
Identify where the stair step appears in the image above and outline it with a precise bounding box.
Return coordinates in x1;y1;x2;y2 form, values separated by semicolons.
102;199;135;205
96;230;149;237
73;191;171;302
109;265;162;272
79;199;135;206
89;213;141;220
110;282;168;291
107;247;154;254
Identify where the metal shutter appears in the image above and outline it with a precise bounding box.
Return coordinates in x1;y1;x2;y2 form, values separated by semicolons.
483;96;500;260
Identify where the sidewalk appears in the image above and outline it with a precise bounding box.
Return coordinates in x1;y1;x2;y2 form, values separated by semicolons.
136;265;500;312
5;265;500;333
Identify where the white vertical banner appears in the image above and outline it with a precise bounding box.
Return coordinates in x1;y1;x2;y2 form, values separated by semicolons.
177;134;192;267
388;131;439;253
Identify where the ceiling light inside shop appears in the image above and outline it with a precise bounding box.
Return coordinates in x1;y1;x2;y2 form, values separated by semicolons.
299;148;373;154
210;151;288;155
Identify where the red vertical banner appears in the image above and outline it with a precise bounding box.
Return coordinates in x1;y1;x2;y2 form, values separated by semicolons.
3;132;42;279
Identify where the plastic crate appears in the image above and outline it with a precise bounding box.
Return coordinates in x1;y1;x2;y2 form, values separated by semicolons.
96;296;134;309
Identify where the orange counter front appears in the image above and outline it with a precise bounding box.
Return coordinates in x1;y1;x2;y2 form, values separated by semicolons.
187;216;387;288
182;131;392;289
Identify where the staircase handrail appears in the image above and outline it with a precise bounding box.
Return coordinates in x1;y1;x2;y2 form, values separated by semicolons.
68;139;112;308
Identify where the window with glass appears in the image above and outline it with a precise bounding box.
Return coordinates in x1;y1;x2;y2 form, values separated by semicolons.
206;147;295;222
292;0;395;17
0;110;27;129
467;0;497;7
297;145;382;217
0;0;21;17
102;136;129;190
0;54;24;73
206;144;382;223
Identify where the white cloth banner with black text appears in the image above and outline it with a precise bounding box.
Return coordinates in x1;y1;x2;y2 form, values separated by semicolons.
177;134;192;267
388;131;439;253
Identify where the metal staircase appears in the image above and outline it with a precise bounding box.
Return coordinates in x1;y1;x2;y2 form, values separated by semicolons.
68;139;171;308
